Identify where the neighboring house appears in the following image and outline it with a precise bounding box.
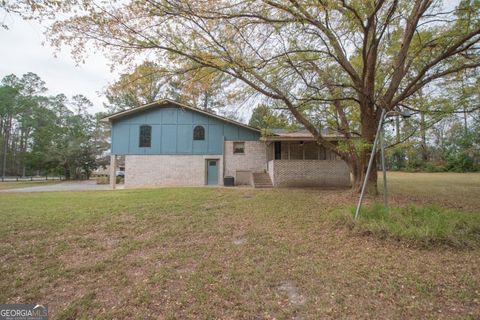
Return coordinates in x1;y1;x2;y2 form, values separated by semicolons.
101;99;351;189
92;159;125;177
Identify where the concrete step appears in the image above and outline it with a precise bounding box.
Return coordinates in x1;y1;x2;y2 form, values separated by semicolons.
252;173;273;188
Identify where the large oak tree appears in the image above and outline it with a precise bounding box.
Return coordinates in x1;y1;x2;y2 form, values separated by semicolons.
6;0;479;192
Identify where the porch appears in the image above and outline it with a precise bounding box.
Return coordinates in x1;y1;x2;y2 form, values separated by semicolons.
264;138;351;188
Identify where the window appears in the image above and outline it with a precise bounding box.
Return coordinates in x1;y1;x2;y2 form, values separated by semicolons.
139;125;152;147
233;142;245;154
193;125;205;140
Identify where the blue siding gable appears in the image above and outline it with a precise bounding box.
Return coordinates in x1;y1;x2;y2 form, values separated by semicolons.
111;105;260;155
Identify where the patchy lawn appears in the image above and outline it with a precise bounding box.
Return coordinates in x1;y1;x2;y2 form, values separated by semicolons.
381;172;480;211
0;173;479;319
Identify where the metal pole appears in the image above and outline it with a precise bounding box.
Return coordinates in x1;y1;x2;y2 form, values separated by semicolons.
380;125;388;210
355;108;386;220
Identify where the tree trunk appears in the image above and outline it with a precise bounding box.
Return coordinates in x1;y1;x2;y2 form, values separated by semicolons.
420;112;428;161
1;135;7;179
202;92;210;111
1;116;12;179
64;164;71;180
349;153;378;194
348;106;379;194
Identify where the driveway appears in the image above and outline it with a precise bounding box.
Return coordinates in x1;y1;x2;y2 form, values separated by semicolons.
0;180;123;193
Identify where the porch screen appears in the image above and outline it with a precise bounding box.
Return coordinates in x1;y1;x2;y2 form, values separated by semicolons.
289;143;302;159
304;142;318;160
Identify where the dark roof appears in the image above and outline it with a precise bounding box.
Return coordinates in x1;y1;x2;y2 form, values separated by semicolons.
264;128;345;141
101;99;261;133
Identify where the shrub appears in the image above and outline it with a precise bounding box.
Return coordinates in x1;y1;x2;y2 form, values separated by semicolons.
424;162;447;172
331;204;480;248
96;176;124;185
445;152;477;172
96;177;109;185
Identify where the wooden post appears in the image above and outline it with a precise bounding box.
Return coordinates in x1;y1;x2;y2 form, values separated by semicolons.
110;155;117;190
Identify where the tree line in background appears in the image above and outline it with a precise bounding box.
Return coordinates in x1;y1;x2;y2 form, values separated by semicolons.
385;109;480;173
107;58;480;174
2;0;479;185
6;0;478;193
103;61;245;122
0;73;109;179
104;61;220;113
105;57;479;174
248;95;480;173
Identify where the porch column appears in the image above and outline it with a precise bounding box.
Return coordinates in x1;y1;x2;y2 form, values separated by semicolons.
110;155;117;189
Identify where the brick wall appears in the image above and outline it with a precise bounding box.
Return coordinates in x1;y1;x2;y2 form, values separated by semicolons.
272;160;351;187
125;155;223;188
224;141;267;179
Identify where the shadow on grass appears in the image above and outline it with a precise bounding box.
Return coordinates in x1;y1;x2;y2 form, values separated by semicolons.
331;204;480;248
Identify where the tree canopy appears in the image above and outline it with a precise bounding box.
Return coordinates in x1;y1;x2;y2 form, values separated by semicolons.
248;104;290;131
0;73;109;179
104;60;235;113
4;0;480;191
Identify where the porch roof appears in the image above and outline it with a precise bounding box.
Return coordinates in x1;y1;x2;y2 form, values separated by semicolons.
261;130;345;142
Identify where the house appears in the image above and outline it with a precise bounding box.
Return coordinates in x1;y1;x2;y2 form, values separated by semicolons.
101;99;351;189
92;160;125;177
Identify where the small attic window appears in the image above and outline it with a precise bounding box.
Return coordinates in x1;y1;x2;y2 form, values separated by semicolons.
193;125;205;140
139;125;152;147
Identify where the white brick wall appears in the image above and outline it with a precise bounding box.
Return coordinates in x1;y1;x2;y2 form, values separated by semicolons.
271;160;351;187
223;141;267;178
125;155;223;188
123;145;350;189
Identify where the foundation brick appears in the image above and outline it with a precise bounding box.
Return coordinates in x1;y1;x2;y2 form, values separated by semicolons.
268;160;351;187
125;155;223;188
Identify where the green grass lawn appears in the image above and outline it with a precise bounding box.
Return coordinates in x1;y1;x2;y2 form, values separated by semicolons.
380;171;480;211
0;173;479;319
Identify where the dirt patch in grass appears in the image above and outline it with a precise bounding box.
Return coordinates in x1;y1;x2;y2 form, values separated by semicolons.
278;281;306;305
0;180;479;319
232;237;247;245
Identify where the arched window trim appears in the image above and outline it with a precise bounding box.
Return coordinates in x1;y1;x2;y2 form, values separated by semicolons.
139;125;152;148
193;125;205;140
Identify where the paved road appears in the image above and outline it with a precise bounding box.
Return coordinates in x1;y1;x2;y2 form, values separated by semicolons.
0;180;123;193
